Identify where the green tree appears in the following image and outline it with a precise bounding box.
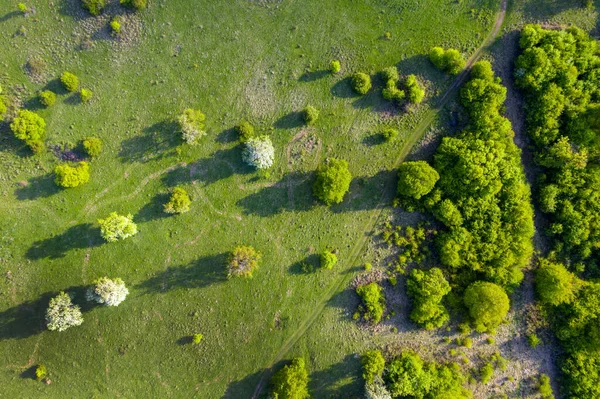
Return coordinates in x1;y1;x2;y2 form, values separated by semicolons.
98;212;138;242
535;258;580;306
351;72;372;95
362;350;385;384
45;292;83;332
10;109;46;149
320;250;337;269
60;71;79;92
271;358;310;399
407;268;451;330
313;158;352;205
178;108;206;145
356;282;385;324
39;90;56;107
303;105;319;125
227;246;261;278
464;281;510;333
236;120;254;143
54;162;90;188
164;187;192;214
83;137;103;158
397;161;439;199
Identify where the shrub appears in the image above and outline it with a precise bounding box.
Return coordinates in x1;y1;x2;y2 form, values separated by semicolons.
313;158;352;205
39;90;56;107
28;140;45;154
382;128;398;142
381;67;400;83
110;17;121;34
429;47;465;75
10;109;46;148
480;362;494;384
362;350;385;384
405;75;425;104
18;3;28;13
429;47;446;70
356;282;385;324
164;187;192;214
320;250;337;270
120;0;147;11
330;60;341;74
535;258;579;306
177;108;206;145
227;246;261;278
80;88;93;103
563;351;600;398
98;212;138;242
382;79;405;101
538;374;555;399
397;161;439;199
60;72;79;92
406;268;451;330
54;162;90;188
46;292;83;332
351;72;372;95
527;333;541;348
82;0;106;15
236;120;254;143
242;135;274;169
0;98;6;122
464;281;510;333
35;364;47;381
271;358;310;399
192;333;203;344
365;263;373;271
303;105;319;125
365;376;392;399
86;277;129;306
83;137;103;158
462;337;473;348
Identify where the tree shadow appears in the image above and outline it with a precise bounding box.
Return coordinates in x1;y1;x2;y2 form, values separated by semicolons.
299;70;329;82
330;169;397;214
221;361;288;399
135;193;171;222
176;336;193;345
20;365;38;380
26;223;103;260
309;354;363;398
395;54;438;78
22;96;44;111
42;78;69;96
162;146;253;187
0;123;29;156
0;11;20;22
215;127;238;144
274;111;304;129
14;173;61;200
119;120;181;163
58;0;89;20
362;133;386;147
236;171;314;217
330;77;358;99
288;253;320;274
64;93;82;106
137;253;228;294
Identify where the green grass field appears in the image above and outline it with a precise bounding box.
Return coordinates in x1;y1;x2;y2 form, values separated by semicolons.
0;0;595;397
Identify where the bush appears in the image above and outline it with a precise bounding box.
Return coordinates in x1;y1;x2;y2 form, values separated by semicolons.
46;292;83;332
563;351;600;398
35;364;47;381
0;98;6;122
429;47;446;70
429;47;465;75
164;187;191;214
86;277;129;306
236;120;254;143
227;246;261;278
382;80;405;101
83;137;103;158
82;0;106;15
356;282;385;324
120;0;147;11
381;67;400;83
177;108;206;145
464;281;510;333
110;17;121;34
362;350;385;384
538;374;555;399
242;135;274;169
480;362;494;384
10;109;46;148
28;140;45;154
527;333;541;348
351;72;372;95
313;158;352;205
98;212;138;242
320;250;337;269
54;162;90;188
365;376;392;399
330;60;341;74
405;75;425;104
535;258;579;306
18;3;28;13
60;72;79;92
192;333;203;344
407;268;451;330
303;105;319;125
80;88;93;103
397;161;439;199
271;358;310;399
39;90;56;107
382;128;398;142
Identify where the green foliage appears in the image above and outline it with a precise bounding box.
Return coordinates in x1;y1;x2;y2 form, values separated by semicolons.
555;281;600;350
562;351;600;398
535;258;579;306
193;333;203;344
381;67;405;102
86;277;129;306
320;250;337;270
271;357;309;399
356;282;385;324
39;90;56;107
61;71;79;92
80;88;93;103
313;158;352;205
83;137;103;158
10;109;46;149
329;60;341;74
303;105;319;125
227;246;260;278
54;162;90;188
82;0;106;15
242;135;274;169
464;281;510;333
120;0;147;11
177;108;206;145
351;72;372;95
35;364;47;381
0;97;6;122
365;263;373;271
382;128;398;142
429;47;465;74
164;187;191;214
110;17;121;34
480;362;494;384
46;292;84;332
381;67;400;83
407;268;451;329
527;333;541;348
98;212;138;242
397;161;439;199
18;3;28;12
362;350;385;384
405;75;425;104
429;47;446;70
381;224;432;273
537;374;555;399
236;120;254;143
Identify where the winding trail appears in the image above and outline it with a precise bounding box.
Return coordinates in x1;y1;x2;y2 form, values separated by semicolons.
251;1;508;397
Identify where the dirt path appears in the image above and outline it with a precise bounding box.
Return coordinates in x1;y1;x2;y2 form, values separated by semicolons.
250;1;509;397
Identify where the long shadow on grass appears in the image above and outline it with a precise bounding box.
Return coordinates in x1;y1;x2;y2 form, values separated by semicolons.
26;223;103;260
15;173;61;200
119;120;180;163
0;285;97;341
137;253;228;293
0;11;20;22
162;146;252;187
299;70;329;82
288;253;321;274
135;193;171;222
42;78;69;96
236;172;314;217
0;123;29;157
274;111;304;129
309;354;363;398
395;54;438;77
330;169;397;214
221;361;288;398
330;77;358;99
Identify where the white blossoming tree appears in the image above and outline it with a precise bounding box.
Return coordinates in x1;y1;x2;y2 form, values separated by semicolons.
86;277;129;307
365;377;392;399
98;212;138;242
177;108;206;145
46;292;83;332
242;135;274;169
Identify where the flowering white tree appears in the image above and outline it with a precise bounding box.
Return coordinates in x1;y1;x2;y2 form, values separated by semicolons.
365;377;392;399
242;135;274;169
86;277;129;306
98;212;138;242
177;108;206;145
46;292;83;332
